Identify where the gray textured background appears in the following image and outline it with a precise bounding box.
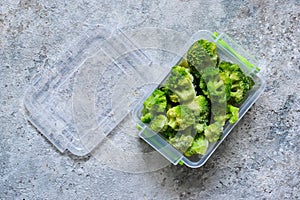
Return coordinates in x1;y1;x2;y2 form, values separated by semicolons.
1;0;300;199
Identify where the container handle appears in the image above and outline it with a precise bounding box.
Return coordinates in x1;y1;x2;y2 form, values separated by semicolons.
212;32;261;74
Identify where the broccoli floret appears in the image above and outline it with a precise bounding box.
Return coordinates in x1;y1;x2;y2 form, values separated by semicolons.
186;95;210;124
165;66;196;103
186;40;219;91
219;61;255;104
200;67;227;102
200;67;228;123
204;122;223;142
169;93;179;103
219;72;232;101
167;105;195;131
212;104;239;126
162;126;177;139
199;77;208;96
186;39;219;73
186;95;209;116
219;61;240;72
230;75;253;104
141;112;153;123
213;115;228;127
194;123;207;134
150;114;168;132
160;87;180;109
184;135;209;156
169;135;194;153
185;95;210;134
168;127;195;152
227;105;239;124
143;89;167;113
141;89;167;123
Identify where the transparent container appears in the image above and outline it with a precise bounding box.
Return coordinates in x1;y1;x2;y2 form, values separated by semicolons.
132;30;265;168
24;27;265;168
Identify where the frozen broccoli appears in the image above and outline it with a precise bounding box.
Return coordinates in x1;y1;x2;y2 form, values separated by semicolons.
167;105;195;131
213;104;239;126
187;95;210;130
227;104;239;124
139;39;255;159
186;39;219;73
204;122;223;142
150;114;168;132
141;89;167;123
194;123;207;134
200;67;227;102
168;127;195;152
141;112;153;123
213;115;228;127
199;77;208;96
184;135;209;156
185;95;210;134
161;126;177;139
169;93;179;103
219;72;232;101
165;66;196;103
187;95;209;117
198;67;230;132
219;61;255;104
162;87;180;104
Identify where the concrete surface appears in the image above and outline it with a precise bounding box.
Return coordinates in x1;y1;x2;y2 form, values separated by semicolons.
1;0;299;199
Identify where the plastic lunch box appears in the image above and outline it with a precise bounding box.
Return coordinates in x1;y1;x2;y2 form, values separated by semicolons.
24;26;265;168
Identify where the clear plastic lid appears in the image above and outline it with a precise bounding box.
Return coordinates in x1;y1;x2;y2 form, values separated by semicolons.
24;26;160;156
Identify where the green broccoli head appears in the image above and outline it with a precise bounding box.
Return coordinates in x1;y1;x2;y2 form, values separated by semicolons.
168;127;195;153
230;74;254;104
167;105;195;131
184;135;209;156
200;67;227;101
219;61;255;104
162;126;177;139
204;122;223;142
150;114;168;132
227;105;239;124
186;95;210;125
199;77;208;97
200;67;228;119
169;93;179;103
194;123;207;134
212;104;239;126
165;66;196;103
143;89;167;113
219;72;232;101
219;61;240;72
141;89;167;123
187;95;209;115
186;39;219;72
160;87;180;108
162;87;180;104
184;95;210;134
141;112;153;123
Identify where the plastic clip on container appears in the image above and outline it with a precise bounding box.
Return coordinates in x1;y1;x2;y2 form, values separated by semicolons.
24;28;265;168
